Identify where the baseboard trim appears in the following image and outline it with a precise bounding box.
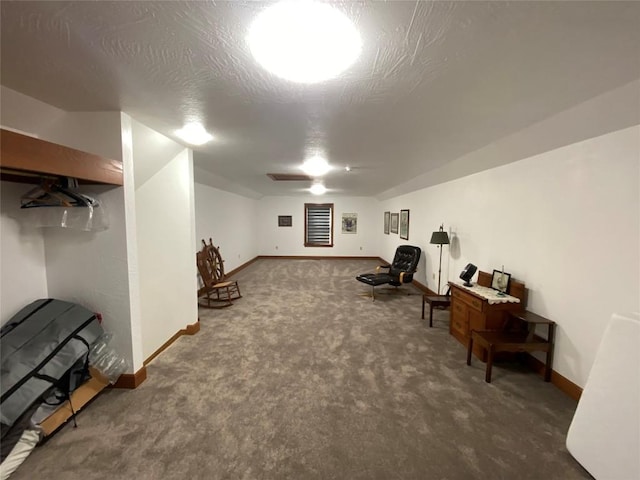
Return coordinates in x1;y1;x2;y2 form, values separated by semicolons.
183;319;201;335
226;256;259;278
412;279;436;296
525;355;583;401
144;331;183;367
258;255;381;260
143;319;201;367
112;366;147;389
113;319;200;389
223;255;381;277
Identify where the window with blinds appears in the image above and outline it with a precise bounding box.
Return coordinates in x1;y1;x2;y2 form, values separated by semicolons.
304;203;334;247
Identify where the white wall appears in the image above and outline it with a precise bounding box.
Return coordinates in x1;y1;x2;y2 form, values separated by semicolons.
133;119;198;359
382;125;639;388
256;196;380;257
380;79;640;200
0;86;142;373
44;185;138;368
119;114;144;372
0;86;65;137
0;87;123;162
0;87;63;323
194;182;259;271
0;182;48;322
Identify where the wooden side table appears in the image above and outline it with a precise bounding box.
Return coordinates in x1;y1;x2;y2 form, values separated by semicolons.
421;293;451;327
466;310;556;383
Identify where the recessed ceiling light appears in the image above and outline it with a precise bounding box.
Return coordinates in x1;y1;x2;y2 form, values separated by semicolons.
175;123;213;146
345;166;351;172
301;156;331;176
309;183;327;195
248;0;362;83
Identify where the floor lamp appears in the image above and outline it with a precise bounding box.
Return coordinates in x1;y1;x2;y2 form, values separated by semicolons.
430;224;450;294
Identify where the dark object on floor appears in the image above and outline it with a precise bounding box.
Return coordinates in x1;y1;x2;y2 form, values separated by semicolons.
0;298;106;475
1;299;103;428
197;238;242;308
356;245;421;301
422;287;451;327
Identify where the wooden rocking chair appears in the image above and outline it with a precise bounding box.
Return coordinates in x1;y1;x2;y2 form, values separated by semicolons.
196;239;242;308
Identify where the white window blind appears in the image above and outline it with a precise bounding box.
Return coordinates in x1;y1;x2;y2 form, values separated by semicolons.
305;203;333;247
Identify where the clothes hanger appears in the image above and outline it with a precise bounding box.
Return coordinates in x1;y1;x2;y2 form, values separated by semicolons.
20;178;98;209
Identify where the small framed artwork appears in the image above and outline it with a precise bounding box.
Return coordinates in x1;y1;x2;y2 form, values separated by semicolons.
399;209;410;240
384;211;390;234
278;215;292;227
390;213;399;234
491;269;511;294
341;213;357;234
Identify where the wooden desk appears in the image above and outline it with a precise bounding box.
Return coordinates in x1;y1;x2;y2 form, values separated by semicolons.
467;310;556;383
449;271;525;360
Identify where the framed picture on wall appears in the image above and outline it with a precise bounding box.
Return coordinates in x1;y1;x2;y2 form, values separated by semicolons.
399;209;410;240
341;213;357;234
390;213;399;234
384;211;390;234
278;215;292;227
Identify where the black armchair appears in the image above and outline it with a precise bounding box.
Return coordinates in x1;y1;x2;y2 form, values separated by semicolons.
356;245;422;300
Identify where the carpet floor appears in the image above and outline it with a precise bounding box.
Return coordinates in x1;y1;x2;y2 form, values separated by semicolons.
9;258;592;479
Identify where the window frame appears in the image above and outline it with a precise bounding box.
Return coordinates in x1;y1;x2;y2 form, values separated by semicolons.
304;203;334;247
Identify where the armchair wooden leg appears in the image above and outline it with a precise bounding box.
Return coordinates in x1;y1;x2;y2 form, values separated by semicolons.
429;304;434;328
485;345;494;383
466;335;474;366
421;297;425;319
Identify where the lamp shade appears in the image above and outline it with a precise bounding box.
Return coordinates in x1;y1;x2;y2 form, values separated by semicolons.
430;230;450;245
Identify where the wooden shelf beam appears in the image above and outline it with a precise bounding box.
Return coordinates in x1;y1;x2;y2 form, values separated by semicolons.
0;129;123;185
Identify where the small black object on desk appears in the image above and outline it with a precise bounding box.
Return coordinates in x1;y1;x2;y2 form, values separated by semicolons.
459;263;477;287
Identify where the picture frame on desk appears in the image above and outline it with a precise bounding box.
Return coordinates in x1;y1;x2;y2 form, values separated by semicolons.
491;270;511;294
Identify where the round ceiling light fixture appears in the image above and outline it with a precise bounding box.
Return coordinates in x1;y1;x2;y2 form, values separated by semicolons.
175;123;213;146
247;0;362;83
301;156;331;176
309;183;327;195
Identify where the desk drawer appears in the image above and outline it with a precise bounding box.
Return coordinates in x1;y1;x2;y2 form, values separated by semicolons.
452;289;483;312
451;302;468;337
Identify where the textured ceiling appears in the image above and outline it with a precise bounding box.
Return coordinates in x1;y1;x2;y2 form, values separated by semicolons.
2;1;639;198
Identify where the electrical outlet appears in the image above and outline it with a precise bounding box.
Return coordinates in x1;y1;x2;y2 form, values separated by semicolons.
359;246;363;250
275;246;278;250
